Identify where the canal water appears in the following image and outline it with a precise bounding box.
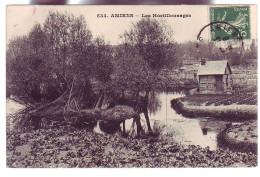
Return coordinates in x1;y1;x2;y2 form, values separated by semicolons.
119;92;231;150
7;93;231;150
6;99;26;131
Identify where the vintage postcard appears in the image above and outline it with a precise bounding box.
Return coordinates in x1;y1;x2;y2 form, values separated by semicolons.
6;5;257;168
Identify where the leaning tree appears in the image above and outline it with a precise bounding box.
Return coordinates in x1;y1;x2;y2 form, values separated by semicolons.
7;11;114;128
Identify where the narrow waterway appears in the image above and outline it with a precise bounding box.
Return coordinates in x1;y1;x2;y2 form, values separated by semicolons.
7;93;231;150
119;92;231;150
6;99;26;131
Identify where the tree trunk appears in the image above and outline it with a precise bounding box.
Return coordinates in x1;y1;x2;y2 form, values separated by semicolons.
94;90;102;108
95;92;104;108
122;90;125;100
144;109;152;134
28;89;68;115
123;120;126;137
144;90;152;135
136;116;143;138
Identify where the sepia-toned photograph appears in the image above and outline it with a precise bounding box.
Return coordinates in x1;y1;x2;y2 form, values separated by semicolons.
6;5;257;168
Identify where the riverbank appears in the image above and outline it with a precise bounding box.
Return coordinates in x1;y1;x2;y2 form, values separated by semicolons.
218;120;257;154
171;94;257;154
7;127;257;168
171;94;257;120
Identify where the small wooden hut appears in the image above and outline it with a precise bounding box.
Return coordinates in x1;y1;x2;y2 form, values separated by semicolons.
197;60;232;94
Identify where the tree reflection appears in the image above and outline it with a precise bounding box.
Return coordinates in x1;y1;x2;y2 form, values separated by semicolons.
147;91;162;115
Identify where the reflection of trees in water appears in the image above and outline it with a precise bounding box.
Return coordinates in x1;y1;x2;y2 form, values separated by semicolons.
99;120;121;134
74;119;97;130
147;92;161;115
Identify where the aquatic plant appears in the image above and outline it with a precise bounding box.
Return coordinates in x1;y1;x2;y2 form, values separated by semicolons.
7;126;257;168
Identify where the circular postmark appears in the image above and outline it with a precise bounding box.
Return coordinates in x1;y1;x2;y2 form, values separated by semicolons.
196;21;244;53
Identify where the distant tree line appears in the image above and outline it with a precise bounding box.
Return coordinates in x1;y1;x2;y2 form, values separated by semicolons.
177;39;257;67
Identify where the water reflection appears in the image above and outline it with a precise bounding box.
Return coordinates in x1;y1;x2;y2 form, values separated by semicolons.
99;120;121;134
147;91;162;115
121;92;231;150
7;94;230;150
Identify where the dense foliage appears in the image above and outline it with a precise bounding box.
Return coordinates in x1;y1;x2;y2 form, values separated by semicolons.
7;127;257;168
7;12;112;108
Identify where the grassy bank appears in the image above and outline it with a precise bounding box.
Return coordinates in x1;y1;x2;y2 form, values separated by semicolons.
180;93;257;106
218;120;257;154
171;94;257;120
7;127;257;168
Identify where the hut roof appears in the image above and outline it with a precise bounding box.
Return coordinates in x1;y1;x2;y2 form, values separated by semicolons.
197;60;232;76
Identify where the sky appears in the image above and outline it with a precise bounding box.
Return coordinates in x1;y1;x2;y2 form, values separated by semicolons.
6;5;210;45
6;5;256;45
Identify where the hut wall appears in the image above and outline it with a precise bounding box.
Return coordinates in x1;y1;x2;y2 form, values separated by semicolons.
199;75;216;94
223;74;232;92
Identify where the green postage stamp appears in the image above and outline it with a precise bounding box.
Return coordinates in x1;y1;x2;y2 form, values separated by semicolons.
210;6;250;41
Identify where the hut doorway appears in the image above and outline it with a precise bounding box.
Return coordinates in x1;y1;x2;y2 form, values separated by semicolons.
215;75;223;93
